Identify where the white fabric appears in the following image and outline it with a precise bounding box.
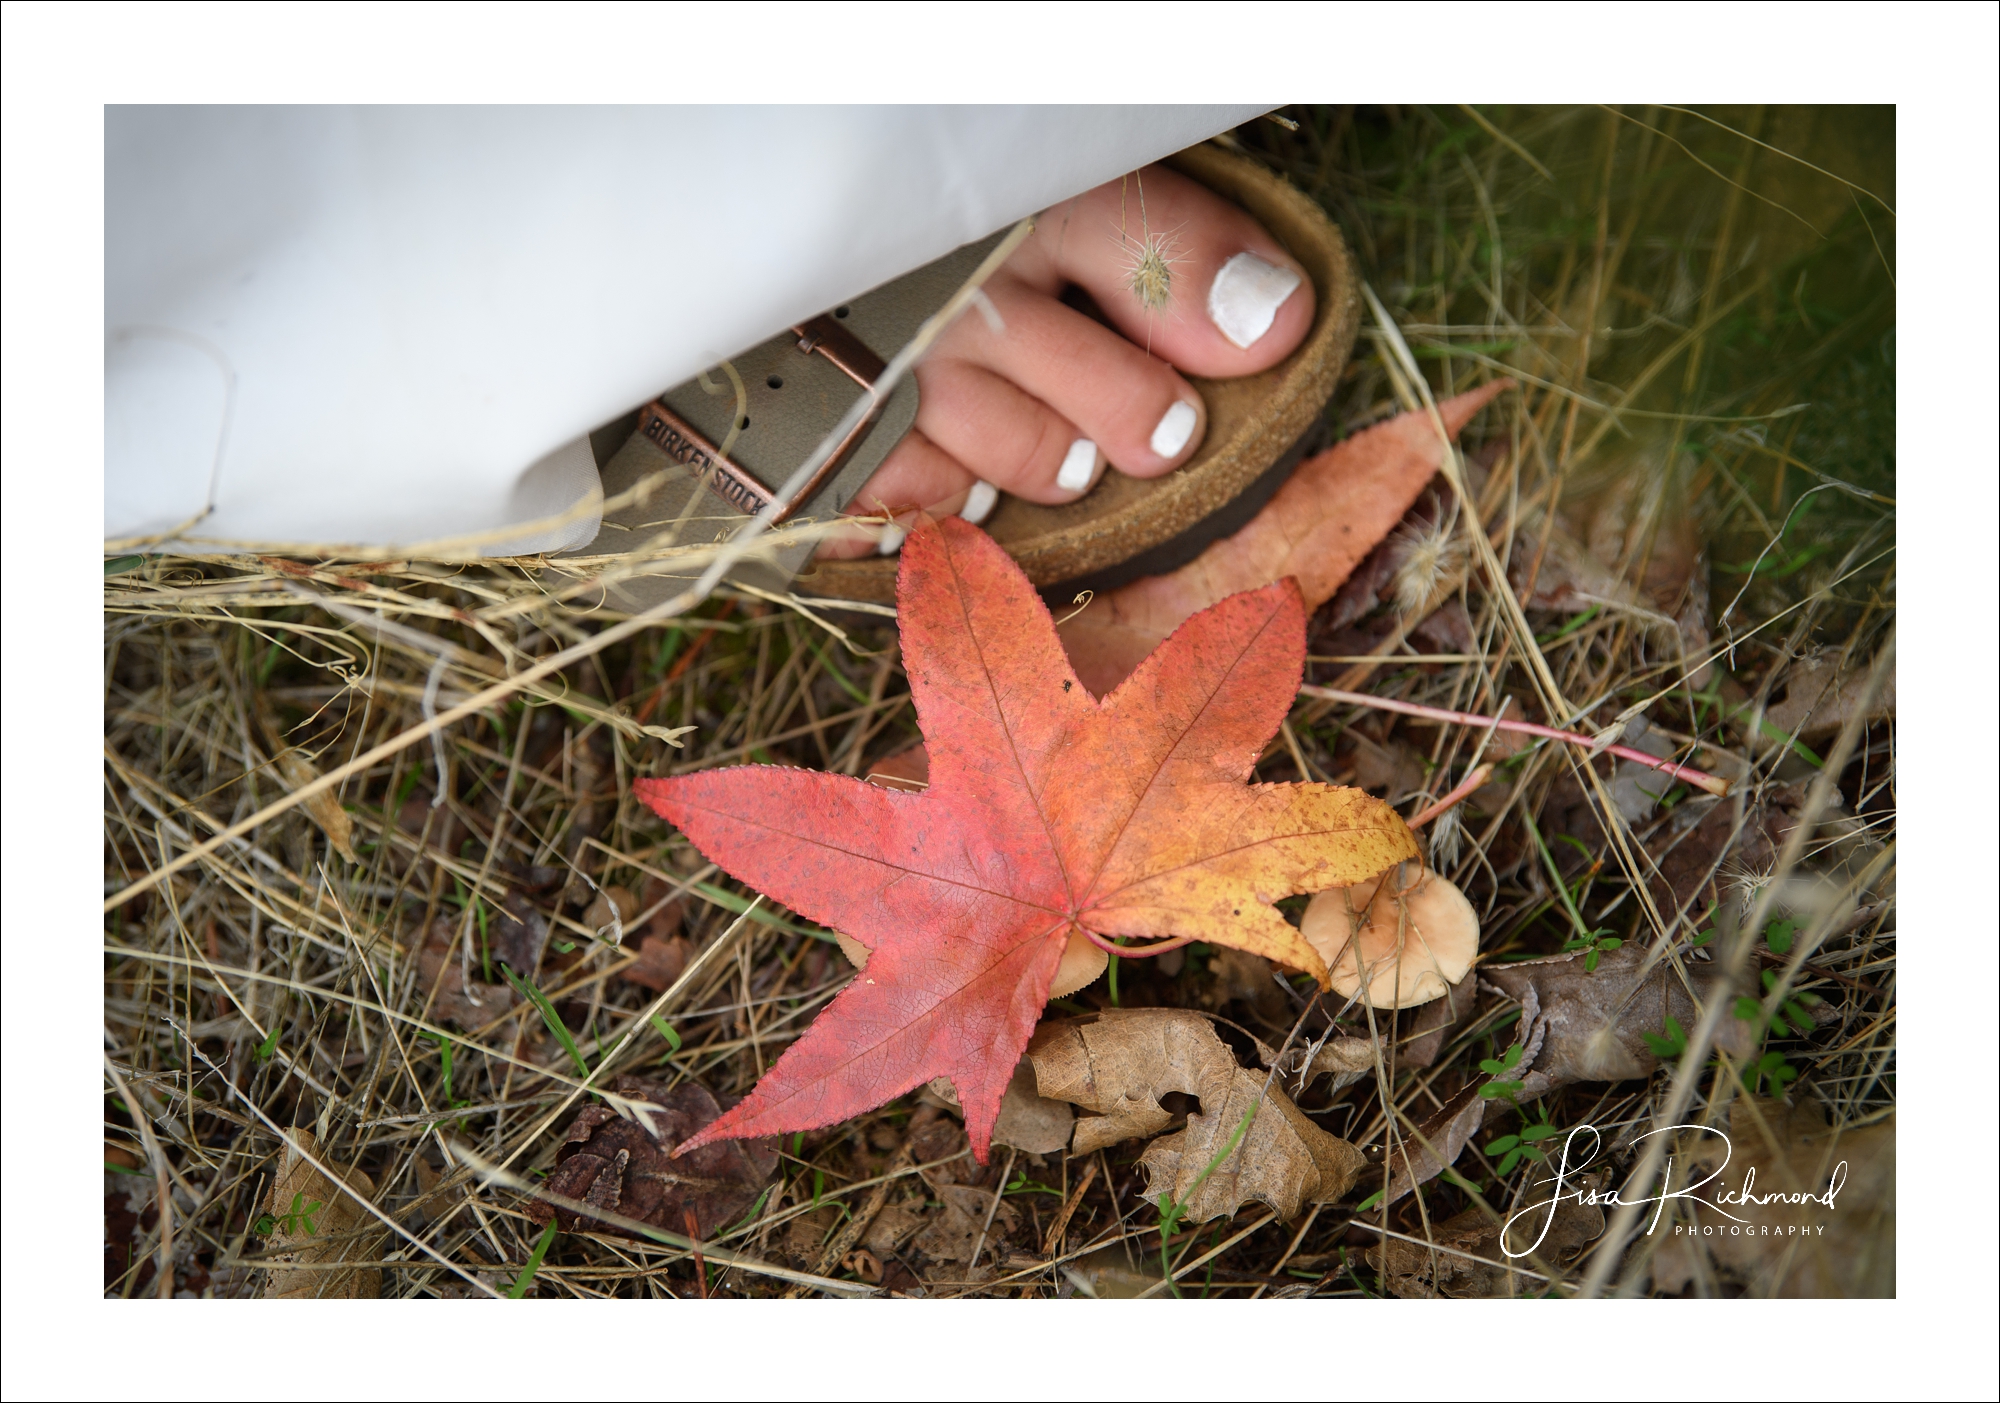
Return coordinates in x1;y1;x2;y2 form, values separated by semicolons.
105;105;1263;551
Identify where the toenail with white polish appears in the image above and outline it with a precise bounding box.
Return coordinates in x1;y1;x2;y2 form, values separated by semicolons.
1056;438;1102;494
959;479;999;525
876;521;907;556
1150;401;1199;459
1208;252;1303;349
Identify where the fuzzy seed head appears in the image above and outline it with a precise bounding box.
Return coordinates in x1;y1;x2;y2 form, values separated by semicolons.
1723;859;1776;923
1124;230;1179;315
1391;518;1466;617
1428;804;1463;871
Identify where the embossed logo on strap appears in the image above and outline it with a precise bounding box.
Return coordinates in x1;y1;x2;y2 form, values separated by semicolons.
636;403;774;516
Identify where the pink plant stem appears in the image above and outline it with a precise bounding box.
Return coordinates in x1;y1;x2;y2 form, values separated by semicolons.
1408;762;1495;829
1079;928;1200;960
1298;685;1731;797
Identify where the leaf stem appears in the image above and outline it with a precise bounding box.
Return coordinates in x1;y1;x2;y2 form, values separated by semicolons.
1078;929;1199;960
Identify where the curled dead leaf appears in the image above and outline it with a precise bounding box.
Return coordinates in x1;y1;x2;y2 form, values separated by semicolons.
526;1077;776;1238
1381;1009;1545;1205
258;1130;380;1299
273;750;358;863
841;1248;885;1284
1027;1009;1363;1224
859;1197;929;1257
1282;1034;1377;1096
1483;942;1759;1096
255;694;358;863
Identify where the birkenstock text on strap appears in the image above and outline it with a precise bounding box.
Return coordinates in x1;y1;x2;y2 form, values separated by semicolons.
632;312;894;523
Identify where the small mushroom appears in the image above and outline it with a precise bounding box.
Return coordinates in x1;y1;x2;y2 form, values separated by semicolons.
1048;931;1109;998
1301;864;1479;1009
835;927;1107;1000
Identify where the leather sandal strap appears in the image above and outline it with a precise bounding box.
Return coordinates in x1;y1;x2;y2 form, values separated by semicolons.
583;231;1010;596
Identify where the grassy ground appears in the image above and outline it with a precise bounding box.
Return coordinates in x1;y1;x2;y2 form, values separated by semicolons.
103;104;1894;1299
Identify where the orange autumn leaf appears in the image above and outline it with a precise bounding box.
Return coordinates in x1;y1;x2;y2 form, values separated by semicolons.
636;516;1415;1161
1059;381;1513;695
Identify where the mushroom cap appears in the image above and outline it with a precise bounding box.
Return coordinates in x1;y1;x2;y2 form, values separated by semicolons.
836;927;1107;1000
1301;865;1479;1008
1048;929;1108;998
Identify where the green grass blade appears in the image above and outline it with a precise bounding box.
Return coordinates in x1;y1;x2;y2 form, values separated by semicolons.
508;1218;559;1298
500;963;590;1080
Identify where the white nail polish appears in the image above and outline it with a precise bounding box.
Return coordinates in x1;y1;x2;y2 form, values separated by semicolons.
876;521;907;556
1055;438;1101;494
1150;401;1198;459
1208;251;1303;349
958;479;999;525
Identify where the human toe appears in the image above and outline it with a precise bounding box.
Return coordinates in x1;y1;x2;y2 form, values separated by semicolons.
1028;163;1314;378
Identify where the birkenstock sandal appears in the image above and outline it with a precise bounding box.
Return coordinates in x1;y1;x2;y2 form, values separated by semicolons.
578;142;1359;604
577;230;1005;596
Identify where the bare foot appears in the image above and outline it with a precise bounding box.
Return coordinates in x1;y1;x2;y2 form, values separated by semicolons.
815;163;1315;557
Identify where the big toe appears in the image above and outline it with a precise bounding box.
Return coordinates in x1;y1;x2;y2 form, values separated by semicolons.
1021;162;1315;379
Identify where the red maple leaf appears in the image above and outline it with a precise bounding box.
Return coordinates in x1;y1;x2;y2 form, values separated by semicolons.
637;517;1415;1160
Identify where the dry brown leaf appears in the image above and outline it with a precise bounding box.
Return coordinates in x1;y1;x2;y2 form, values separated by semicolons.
1403;975;1481;1068
617;933;692;993
415;885;551;1029
272;750;359;863
1641;778;1806;918
415;914;511;1030
912;1185;1018;1264
582;883;639;936
1060;1243;1164;1299
1646;1099;1893;1298
924;1058;1074;1155
1380;1006;1545;1205
1028;1009;1363;1224
1514;507;1656;617
526;1076;776;1239
1761;647;1896;747
1058;382;1512;697
1285;1034;1376;1095
258;1129;381;1299
859;1196;930;1257
1369;1175;1606;1297
253;693;359;864
1195;945;1288;1021
1483;943;1759;1098
781;1205;840;1266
